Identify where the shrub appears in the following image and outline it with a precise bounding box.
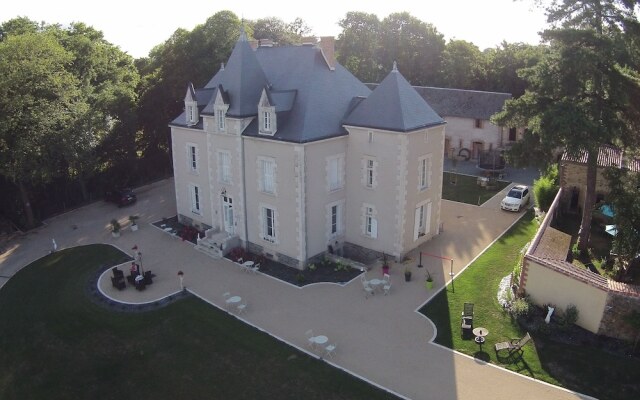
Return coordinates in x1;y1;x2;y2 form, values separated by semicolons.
510;297;532;318
563;304;579;327
533;164;559;212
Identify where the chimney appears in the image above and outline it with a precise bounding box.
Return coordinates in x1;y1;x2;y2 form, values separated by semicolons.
249;40;259;50
319;36;336;71
259;39;274;48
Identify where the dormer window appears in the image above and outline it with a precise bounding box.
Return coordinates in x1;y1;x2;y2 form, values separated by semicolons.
258;88;276;136
184;82;199;126
217;108;226;131
263;111;271;131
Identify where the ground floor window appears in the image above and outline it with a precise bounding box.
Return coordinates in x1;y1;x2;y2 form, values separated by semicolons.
190;184;201;215
262;206;276;243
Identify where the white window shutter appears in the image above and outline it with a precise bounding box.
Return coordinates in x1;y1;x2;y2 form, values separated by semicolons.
414;207;421;241
371;218;378;238
425;202;432;235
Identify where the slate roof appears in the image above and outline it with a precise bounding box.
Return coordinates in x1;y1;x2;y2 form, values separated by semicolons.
203;31;269;118
171;87;216;129
366;84;512;120
344;65;444;132
241;45;371;143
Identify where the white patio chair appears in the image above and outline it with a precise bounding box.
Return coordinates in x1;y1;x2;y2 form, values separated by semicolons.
383;281;391;295
223;292;230;299
324;343;337;359
362;281;374;298
236;302;247;315
251;263;260;274
305;329;315;348
383;273;390;283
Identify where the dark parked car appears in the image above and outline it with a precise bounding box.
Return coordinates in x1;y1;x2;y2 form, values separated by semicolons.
105;188;137;207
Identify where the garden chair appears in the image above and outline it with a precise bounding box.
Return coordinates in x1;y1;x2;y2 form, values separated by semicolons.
495;332;531;360
236;302;247;315
461;302;474;338
383;275;391;295
305;330;315;348
362;281;374;298
251;263;260;274
324;343;337;359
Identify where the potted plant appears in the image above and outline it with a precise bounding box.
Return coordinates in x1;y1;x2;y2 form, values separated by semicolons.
404;266;412;282
381;252;390;276
425;270;433;289
129;215;139;231
110;219;121;238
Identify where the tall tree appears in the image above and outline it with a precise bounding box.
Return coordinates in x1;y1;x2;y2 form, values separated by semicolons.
57;22;139;198
336;12;382;83
493;0;640;252
483;42;546;96
250;17;311;45
440;40;486;89
136;11;242;174
604;166;640;275
378;12;445;85
0;33;81;227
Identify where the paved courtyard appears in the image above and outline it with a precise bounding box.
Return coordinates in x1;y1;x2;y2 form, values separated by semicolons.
0;175;591;400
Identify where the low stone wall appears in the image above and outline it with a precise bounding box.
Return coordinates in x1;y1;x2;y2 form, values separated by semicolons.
523;188;640;341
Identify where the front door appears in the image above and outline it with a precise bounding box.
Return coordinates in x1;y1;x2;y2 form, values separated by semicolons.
223;195;234;234
472;141;484;160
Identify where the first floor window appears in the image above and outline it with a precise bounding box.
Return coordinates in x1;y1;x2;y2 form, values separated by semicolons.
327;155;344;191
188;145;197;172
263;207;276;242
190;185;201;214
260;158;276;194
218;151;231;183
365;206;377;238
366;159;375;188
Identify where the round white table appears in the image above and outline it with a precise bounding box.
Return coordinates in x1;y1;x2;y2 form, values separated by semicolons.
226;296;241;304
311;335;328;349
243;261;254;267
473;327;488;350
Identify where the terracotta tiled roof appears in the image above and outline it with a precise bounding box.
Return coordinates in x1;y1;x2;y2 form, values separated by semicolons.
561;145;640;172
526;254;609;291
532;227;572;260
608;280;640;297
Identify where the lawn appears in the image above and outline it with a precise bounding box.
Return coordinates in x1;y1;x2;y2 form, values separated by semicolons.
442;172;510;205
0;244;398;400
420;211;640;400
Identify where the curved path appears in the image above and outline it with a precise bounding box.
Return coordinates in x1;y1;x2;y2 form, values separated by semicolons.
0;178;592;400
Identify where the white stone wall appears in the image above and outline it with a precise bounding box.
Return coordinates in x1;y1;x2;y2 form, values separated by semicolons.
171;126;212;228
444;116;503;158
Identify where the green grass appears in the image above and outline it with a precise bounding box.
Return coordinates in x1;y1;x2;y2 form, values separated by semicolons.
0;244;398;400
442;172;510;205
420;211;640;400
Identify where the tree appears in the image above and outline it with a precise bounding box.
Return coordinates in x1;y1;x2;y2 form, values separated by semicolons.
250;17;311;45
440;40;486;89
492;0;640;252
378;12;445;85
0;33;81;227
483;42;546;96
56;22;139;199
604;166;640;275
136;11;242;175
336;12;382;83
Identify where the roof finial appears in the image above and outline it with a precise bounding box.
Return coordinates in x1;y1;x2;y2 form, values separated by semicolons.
392;61;398;72
220;62;225;71
239;24;247;42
